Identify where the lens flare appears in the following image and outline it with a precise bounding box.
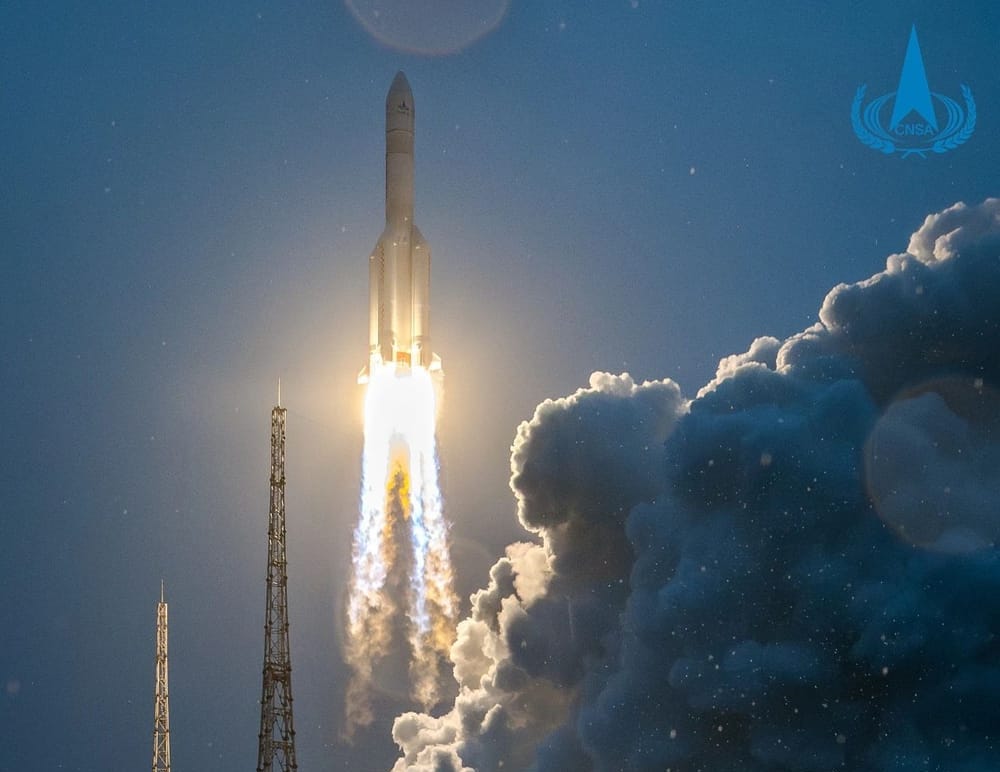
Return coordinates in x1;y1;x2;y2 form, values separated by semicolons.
344;363;457;734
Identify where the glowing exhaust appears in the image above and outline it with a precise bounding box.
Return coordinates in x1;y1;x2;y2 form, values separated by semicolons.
344;363;457;733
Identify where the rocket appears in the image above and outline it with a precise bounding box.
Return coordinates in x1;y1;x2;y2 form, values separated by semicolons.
359;71;441;383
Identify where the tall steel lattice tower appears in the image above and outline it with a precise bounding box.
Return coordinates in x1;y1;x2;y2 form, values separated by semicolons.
152;582;171;772
257;394;298;772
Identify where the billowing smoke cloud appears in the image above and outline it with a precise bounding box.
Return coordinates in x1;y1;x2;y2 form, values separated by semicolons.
392;198;1000;771
392;373;687;771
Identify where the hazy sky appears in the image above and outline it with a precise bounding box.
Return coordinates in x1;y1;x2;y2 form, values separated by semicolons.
2;2;998;770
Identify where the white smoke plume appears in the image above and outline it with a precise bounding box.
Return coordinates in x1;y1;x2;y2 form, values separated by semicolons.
392;373;687;770
392;198;1000;770
346;364;458;737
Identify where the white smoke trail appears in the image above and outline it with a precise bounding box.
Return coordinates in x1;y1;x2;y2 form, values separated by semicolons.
344;363;458;735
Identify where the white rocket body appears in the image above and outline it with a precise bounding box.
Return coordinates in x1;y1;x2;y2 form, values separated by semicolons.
360;71;441;383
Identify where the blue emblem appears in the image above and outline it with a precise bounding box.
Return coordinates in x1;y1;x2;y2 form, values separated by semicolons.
852;25;975;158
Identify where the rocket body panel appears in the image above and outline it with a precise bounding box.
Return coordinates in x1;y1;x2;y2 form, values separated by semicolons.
360;72;440;384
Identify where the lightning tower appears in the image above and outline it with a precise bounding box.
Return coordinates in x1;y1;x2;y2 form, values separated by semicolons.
257;394;298;772
151;582;171;772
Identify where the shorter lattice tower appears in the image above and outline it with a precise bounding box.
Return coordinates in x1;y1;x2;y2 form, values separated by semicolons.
152;581;171;772
257;390;298;771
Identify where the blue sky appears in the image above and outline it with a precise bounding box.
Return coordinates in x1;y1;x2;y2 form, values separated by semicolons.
2;2;998;770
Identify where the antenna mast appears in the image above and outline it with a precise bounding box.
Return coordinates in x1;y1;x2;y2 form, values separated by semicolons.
257;402;298;771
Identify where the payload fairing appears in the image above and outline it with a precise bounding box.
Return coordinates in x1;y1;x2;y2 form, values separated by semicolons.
359;71;441;383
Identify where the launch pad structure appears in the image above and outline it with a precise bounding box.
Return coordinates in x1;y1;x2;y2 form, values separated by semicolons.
256;397;299;772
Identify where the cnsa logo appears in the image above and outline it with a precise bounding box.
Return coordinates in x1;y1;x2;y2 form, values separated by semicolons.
852;26;975;159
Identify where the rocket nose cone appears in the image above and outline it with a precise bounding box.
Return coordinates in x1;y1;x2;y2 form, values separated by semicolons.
386;71;415;129
388;71;413;100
